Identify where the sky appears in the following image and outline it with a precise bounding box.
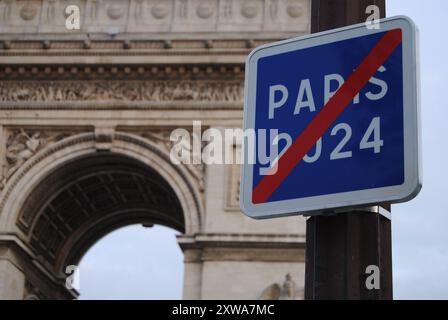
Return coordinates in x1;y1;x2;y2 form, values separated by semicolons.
387;0;448;300
78;0;448;300
78;225;183;300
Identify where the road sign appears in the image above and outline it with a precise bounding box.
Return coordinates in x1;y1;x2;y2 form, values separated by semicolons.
240;16;421;219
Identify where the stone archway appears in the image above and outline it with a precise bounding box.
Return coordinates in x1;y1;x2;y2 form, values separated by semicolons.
0;131;203;299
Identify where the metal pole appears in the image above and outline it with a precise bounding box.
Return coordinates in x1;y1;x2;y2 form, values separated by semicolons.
305;0;392;300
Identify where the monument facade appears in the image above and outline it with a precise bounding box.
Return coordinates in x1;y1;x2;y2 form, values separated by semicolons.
0;0;310;299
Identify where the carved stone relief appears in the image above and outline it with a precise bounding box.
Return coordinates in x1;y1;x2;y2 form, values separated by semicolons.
142;129;206;192
0;80;244;103
0;129;71;190
259;274;303;300
0;0;13;23
19;2;37;21
225;144;241;211
0;0;310;35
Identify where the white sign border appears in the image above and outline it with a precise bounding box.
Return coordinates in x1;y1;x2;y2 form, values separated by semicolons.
240;16;422;219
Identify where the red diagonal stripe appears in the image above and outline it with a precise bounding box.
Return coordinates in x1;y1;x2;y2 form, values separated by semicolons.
252;28;403;204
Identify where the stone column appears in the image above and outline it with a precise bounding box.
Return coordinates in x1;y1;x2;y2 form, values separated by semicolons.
0;248;26;299
178;238;204;300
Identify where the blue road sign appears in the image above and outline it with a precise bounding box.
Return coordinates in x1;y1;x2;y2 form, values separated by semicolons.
240;16;421;219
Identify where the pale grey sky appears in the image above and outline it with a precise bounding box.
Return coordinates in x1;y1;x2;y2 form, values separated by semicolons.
388;0;448;300
78;0;448;300
78;225;183;300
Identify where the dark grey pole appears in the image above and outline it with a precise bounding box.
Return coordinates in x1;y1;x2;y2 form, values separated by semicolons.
305;0;392;300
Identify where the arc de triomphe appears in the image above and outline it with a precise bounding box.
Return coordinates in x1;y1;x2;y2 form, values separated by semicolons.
0;0;309;300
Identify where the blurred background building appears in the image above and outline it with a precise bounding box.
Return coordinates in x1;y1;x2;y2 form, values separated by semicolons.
0;0;309;299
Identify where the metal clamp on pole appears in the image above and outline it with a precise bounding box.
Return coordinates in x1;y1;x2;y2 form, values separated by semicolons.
305;204;391;220
335;205;392;220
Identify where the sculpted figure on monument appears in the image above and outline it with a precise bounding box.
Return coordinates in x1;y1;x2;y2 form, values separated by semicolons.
4;130;41;180
259;274;300;300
